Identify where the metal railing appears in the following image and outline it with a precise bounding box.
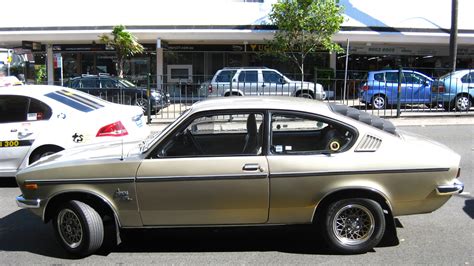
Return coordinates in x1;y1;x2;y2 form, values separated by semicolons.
28;69;474;120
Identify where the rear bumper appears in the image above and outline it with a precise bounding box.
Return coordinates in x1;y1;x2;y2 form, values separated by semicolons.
436;179;464;195
16;195;41;209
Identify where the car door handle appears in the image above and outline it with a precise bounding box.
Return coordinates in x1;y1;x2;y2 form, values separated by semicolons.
242;163;262;172
10;129;18;132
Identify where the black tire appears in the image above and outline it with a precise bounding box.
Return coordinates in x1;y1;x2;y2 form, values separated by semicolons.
371;94;386;110
323;198;385;254
53;200;104;257
30;146;64;164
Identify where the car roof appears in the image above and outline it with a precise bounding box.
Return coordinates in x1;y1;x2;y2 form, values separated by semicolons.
190;96;331;114
0;84;64;96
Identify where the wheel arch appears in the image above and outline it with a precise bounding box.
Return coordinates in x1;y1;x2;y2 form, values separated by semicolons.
312;187;397;243
28;144;64;165
295;89;315;98
223;90;244;96
43;190;120;228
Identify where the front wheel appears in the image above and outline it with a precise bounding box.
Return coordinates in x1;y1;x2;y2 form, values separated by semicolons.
53;200;104;257
30;146;64;164
371;95;386;109
323;198;385;254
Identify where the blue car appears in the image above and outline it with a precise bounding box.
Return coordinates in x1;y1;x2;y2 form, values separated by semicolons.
431;69;474;111
359;70;433;109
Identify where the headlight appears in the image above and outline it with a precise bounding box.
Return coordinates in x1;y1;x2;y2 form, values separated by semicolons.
151;91;161;98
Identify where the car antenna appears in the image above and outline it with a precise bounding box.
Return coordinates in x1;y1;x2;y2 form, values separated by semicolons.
120;138;124;161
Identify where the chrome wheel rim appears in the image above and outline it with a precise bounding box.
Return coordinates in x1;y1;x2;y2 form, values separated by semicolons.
373;96;385;109
57;209;83;249
456;96;470;111
332;204;375;246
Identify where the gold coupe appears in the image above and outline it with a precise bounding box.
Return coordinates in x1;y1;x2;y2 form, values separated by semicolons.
16;97;464;257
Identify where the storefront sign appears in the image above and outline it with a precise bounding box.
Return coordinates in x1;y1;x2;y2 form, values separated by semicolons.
22;41;42;51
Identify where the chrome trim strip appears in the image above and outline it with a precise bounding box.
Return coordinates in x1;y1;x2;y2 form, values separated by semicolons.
136;173;268;182
25;177;135;185
437;179;464;195
16;195;41;208
271;168;450;178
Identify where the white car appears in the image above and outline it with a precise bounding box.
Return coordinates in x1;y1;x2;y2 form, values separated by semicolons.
0;85;150;177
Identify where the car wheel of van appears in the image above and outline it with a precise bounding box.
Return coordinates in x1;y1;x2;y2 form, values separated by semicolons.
454;95;472;111
371;95;386;109
53;200;104;257
30;146;64;164
299;92;314;99
134;98;149;113
323;198;385;254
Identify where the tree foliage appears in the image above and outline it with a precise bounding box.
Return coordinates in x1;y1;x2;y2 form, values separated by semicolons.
99;25;144;78
267;0;344;82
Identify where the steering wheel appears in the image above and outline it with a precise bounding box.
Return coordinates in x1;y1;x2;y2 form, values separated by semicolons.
184;129;205;155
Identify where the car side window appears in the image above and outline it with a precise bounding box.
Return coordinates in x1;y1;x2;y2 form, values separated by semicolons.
270;113;354;154
215;70;237;82
373;73;384;82
28;98;52;121
238;71;258;83
385;73;399;83
461;73;474;83
0;95;29;123
156;112;264;158
263;71;284;84
80;78;99;88
100;78;117;89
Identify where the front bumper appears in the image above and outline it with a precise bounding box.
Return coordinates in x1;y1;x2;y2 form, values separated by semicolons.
436;179;464;195
16;195;41;208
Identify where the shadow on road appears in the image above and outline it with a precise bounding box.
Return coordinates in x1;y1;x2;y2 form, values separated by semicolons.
0;210;399;259
463;199;474;219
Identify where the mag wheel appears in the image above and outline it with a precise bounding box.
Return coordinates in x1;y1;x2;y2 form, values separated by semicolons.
53;200;104;257
454;95;472;111
323;198;385;254
371;95;386;109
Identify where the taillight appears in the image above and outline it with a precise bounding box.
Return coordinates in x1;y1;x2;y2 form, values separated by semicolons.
96;121;128;137
432;85;445;93
361;85;369;91
208;84;213;93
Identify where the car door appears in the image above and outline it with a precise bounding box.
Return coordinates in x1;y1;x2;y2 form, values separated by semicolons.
0;95;51;175
403;71;431;104
237;70;259;96
265;112;358;224
384;72;411;104
136;112;269;225
99;77;123;104
262;70;289;96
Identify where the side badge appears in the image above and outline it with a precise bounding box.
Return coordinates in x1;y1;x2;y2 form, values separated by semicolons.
57;113;67;119
114;188;133;201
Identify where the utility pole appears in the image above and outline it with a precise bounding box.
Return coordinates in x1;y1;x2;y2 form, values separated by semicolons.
449;0;458;72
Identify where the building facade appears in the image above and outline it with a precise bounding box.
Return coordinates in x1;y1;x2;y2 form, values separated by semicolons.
1;0;473;92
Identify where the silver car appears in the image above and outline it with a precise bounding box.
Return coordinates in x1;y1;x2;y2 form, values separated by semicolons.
208;67;326;100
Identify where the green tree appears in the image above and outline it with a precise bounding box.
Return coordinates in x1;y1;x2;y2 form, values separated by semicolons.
267;0;344;82
99;25;144;78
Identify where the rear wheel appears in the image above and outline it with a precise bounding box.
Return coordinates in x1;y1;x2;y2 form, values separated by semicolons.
298;92;314;99
53;200;104;257
454;94;472;111
371;94;386;109
323;198;385;254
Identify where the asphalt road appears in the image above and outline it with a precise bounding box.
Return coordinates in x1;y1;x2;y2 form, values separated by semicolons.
0;125;472;265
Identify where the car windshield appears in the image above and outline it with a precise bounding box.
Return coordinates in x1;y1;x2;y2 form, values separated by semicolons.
140;109;191;153
118;78;137;88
